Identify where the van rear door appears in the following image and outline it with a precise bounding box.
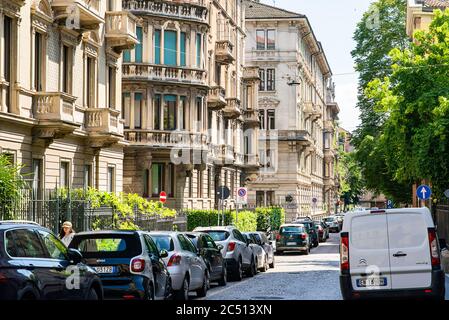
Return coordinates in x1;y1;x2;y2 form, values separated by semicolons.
386;211;432;289
349;212;392;291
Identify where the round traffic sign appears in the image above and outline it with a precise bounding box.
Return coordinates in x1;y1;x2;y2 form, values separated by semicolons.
216;186;230;200
159;191;167;203
237;188;247;197
416;185;431;201
312;197;317;203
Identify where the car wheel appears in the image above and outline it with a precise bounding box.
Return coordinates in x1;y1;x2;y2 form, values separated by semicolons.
260;255;269;272
218;263;227;286
314;241;319;248
86;287;99;300
196;271;209;297
276;250;283;255
164;277;172;300
304;248;310;255
247;256;256;277
232;257;243;281
175;276;189;301
269;256;275;269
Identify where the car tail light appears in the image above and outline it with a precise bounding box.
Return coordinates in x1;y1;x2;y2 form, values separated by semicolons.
300;233;307;240
227;242;236;252
340;233;350;272
167;254;182;267
130;257;145;273
0;273;6;283
428;228;440;267
122;295;136;300
276;234;281;241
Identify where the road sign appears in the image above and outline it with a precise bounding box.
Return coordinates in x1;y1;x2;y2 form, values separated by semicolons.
312;197;317;203
416;185;431;201
236;187;248;205
216;186;230;200
159;191;167;203
387;200;393;209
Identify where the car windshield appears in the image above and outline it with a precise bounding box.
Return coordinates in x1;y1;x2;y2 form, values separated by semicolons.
202;231;230;241
151;235;175;252
70;234;141;258
280;226;304;233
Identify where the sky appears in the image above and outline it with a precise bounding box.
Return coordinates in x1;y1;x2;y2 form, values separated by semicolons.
260;0;375;132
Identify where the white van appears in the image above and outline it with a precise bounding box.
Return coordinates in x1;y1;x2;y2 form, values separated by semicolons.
339;207;445;300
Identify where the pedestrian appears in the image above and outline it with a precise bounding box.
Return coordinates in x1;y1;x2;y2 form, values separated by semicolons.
59;221;75;247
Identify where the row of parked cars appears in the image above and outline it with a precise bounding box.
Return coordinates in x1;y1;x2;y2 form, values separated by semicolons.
0;221;275;300
275;215;344;254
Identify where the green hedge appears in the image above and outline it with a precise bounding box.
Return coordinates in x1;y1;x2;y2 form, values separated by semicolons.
186;207;285;232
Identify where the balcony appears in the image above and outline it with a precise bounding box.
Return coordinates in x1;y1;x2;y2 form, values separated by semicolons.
243;109;260;128
209;144;235;166
32;92;79;140
123;63;208;88
234;153;244;167
123;0;208;25
243;154;260;171
125;130;208;150
303;101;314;117
243;66;260;81
85;108;124;148
215;40;235;65
324;148;336;162
207;86;227;110
52;0;104;31
223;98;242;119
324;120;335;132
105;11;139;53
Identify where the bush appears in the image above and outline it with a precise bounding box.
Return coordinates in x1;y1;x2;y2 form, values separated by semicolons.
186;209;233;231
255;207;285;232
232;210;257;232
0;154;27;219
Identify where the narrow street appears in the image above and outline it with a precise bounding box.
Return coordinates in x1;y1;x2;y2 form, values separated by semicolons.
198;233;342;300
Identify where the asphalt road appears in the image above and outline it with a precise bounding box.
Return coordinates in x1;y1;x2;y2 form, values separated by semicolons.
193;233;449;300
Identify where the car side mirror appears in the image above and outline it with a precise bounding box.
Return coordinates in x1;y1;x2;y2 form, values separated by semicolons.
67;248;83;265
159;249;169;258
217;244;224;250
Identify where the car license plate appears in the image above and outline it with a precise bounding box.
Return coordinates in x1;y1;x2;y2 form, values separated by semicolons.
356;277;387;287
287;242;297;246
94;266;115;274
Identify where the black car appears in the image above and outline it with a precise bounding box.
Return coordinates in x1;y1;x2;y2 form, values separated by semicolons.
0;221;103;300
183;232;227;286
70;230;172;300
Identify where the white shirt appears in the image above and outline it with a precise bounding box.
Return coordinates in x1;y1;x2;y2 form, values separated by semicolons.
61;233;75;247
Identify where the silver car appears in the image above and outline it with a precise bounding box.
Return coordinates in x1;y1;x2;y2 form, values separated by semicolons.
248;232;275;269
243;233;268;272
149;232;209;300
193;226;255;281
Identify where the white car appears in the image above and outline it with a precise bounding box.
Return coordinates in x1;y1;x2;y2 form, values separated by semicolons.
339;207;445;300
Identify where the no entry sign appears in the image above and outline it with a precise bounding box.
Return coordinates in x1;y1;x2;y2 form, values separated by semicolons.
159;191;167;203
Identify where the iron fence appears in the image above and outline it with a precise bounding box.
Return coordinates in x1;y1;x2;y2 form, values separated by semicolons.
0;188;175;234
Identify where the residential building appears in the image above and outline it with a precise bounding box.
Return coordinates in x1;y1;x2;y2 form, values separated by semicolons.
406;0;449;39
338;127;353;153
244;0;339;221
0;0;136;193
121;0;260;211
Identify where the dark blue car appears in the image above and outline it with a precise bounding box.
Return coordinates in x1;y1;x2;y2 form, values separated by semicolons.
0;221;103;300
70;230;172;300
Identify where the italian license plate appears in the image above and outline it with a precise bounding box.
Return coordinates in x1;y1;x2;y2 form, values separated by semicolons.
356;277;387;287
94;266;115;274
287;242;297;246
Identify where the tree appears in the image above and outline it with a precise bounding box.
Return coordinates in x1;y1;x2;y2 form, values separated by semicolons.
366;9;449;200
0;154;27;219
351;0;412;203
338;151;365;211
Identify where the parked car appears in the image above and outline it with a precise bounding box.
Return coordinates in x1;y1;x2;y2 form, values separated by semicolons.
295;219;319;247
314;220;330;241
340;207;445;300
335;214;344;230
193;226;255;281
323;216;340;233
248;231;275;268
0;221;103;300
243;232;268;272
70;230;171;300
276;224;310;255
183;232;227;286
150;231;209;300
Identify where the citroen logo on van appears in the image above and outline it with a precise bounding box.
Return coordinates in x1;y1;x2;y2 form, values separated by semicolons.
359;259;367;265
